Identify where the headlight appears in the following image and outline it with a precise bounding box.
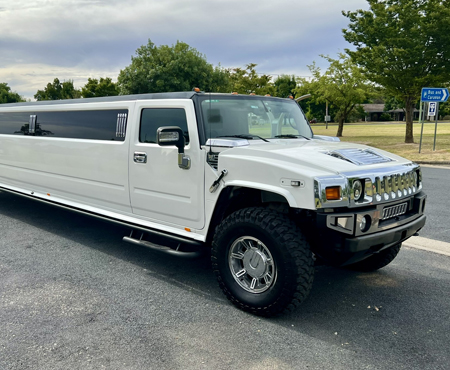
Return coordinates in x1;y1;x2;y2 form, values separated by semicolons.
352;180;363;201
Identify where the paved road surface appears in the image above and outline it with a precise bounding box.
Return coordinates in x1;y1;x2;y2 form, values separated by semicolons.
418;165;450;243
0;188;449;370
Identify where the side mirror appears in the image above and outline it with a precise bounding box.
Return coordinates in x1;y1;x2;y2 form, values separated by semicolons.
157;126;191;169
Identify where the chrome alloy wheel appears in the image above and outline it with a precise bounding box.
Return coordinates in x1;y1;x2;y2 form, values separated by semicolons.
228;236;277;293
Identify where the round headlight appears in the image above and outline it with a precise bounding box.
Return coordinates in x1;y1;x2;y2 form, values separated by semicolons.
352;180;363;201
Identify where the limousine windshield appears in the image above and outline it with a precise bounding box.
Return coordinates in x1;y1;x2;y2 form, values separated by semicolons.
199;95;312;142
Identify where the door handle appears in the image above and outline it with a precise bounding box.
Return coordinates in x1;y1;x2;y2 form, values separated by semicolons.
134;152;147;164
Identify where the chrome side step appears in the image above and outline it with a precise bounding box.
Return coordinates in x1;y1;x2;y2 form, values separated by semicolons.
123;230;204;258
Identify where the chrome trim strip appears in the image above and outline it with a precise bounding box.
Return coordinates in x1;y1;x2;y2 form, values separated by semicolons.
29;115;37;134
205;138;249;148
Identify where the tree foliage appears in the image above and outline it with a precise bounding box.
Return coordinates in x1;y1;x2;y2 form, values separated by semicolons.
117;39;230;94
298;54;373;137
34;78;81;101
81;77;118;98
228;63;274;95
0;83;24;103
273;75;298;98
343;0;450;143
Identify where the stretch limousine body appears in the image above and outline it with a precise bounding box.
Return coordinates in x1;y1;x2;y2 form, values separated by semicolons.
0;91;426;316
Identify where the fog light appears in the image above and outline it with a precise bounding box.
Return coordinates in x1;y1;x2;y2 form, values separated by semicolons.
359;215;371;232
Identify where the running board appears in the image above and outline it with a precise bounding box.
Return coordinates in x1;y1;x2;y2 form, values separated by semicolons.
123;231;204;258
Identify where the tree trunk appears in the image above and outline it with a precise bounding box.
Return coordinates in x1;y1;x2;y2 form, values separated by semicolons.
404;97;415;143
336;118;344;137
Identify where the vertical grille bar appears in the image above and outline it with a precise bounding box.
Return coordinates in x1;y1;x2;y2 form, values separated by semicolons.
116;113;127;138
29;115;37;134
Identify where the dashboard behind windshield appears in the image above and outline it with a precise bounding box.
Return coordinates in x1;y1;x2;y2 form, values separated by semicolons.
198;95;312;143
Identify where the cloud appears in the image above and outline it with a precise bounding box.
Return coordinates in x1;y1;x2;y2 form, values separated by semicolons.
0;0;368;99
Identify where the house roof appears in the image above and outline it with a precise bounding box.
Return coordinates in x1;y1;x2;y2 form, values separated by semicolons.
361;104;418;113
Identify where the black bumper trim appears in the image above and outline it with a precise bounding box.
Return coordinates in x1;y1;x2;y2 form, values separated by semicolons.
343;214;426;253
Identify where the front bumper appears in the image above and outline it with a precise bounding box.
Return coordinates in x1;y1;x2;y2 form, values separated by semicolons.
311;191;426;266
343;214;425;253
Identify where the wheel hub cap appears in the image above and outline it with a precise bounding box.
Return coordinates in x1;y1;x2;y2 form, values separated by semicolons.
228;236;276;293
243;249;267;278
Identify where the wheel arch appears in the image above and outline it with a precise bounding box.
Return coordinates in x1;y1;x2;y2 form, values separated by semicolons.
205;185;294;245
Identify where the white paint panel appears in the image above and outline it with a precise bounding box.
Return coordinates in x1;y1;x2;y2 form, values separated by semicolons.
128;100;205;229
0;135;131;212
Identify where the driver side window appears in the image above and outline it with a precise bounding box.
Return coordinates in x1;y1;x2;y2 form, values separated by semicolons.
139;108;189;144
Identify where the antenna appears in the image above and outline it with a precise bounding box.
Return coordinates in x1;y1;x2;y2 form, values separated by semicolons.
209;91;212;155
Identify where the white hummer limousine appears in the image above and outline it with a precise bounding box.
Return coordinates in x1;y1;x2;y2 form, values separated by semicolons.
0;91;426;316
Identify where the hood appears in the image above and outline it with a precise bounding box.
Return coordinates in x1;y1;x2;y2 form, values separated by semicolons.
212;138;411;175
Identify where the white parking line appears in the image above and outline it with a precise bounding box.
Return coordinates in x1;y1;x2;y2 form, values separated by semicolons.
404;236;450;257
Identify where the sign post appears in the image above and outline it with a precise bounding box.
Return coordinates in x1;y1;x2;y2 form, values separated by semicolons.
419;88;449;153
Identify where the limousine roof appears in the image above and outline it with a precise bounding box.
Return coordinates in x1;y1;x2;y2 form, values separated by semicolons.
0;91;198;108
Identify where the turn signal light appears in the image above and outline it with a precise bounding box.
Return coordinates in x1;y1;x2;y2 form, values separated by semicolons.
326;186;341;200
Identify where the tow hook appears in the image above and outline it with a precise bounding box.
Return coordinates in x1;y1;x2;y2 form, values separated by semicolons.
210;169;228;193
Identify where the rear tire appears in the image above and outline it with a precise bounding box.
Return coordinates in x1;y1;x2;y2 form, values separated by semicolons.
211;207;314;317
346;243;402;272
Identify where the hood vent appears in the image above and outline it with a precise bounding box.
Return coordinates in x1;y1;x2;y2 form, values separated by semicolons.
207;152;219;170
326;148;394;166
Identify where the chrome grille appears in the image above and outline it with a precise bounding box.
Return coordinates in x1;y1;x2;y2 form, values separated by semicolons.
382;202;408;220
373;171;417;204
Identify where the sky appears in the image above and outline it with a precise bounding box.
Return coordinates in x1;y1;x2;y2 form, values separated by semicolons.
0;0;369;100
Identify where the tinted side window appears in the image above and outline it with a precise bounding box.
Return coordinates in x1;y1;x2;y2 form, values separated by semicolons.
36;110;127;140
140;108;189;144
0;112;33;135
0;110;128;140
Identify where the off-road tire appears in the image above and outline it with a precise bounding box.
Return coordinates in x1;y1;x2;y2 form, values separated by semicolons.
211;207;314;317
346;243;402;272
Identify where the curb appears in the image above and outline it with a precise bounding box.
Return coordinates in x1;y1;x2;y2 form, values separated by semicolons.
416;161;450;166
404;236;450;257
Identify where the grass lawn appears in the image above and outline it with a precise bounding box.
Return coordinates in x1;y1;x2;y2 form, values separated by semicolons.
311;122;450;163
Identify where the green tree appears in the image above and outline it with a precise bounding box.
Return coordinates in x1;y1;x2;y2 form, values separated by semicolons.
273;75;297;98
118;39;230;94
34;78;81;100
343;0;450;143
228;63;274;95
81;77;118;98
0;83;24;103
302;54;373;137
294;77;331;122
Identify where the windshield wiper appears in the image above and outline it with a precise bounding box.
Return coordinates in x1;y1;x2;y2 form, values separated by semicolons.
217;134;269;142
274;134;311;140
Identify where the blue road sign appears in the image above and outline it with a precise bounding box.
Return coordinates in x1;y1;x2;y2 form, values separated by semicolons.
421;87;449;102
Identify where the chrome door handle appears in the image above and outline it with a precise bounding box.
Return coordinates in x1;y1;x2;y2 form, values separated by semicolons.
134;152;147;163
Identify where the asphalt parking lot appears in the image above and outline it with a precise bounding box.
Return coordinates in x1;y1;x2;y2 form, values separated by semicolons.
1;191;449;370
